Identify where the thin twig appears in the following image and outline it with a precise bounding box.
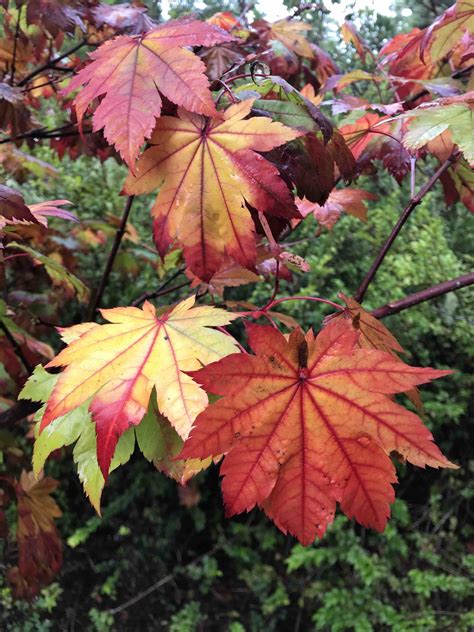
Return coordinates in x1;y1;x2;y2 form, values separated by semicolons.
87;196;135;320
371;272;474;319
0;320;32;374
107;545;219;615
17;38;88;87
132;280;190;308
0;121;92;145
9;5;22;85
0;399;40;427
354;151;460;303
131;268;185;307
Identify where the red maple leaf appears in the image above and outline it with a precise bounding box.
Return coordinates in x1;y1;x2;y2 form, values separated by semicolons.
180;319;456;545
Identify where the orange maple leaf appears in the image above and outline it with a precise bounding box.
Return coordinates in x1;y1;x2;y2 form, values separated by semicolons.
340;113;391;159
180;319;456;545
124;99;302;281
64;17;233;167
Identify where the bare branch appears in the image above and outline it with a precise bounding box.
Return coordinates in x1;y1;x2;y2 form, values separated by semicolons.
131;268;186;307
9;6;22;85
0;399;40;428
17;38;89;87
371;272;474;319
87;196;135;320
354;151;460;303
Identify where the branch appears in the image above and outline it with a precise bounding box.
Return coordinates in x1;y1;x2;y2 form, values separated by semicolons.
9;5;22;85
0;320;33;374
354;151;460;303
403;64;474;108
371;272;474;319
87;196;135;320
0;120;92;145
17;38;88;87
0;399;40;428
131;268;186;307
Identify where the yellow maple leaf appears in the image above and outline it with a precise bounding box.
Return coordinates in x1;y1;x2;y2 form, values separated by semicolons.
41;296;239;476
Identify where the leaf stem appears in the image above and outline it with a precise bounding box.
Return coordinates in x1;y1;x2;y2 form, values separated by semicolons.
354;151;460;303
371;272;474;319
87;195;135;320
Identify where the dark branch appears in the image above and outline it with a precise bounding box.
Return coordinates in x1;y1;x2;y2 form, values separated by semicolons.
371;272;474;319
131;268;186;307
0;399;40;428
0;320;33;374
354;151;460;303
87;196;135;320
403;64;474;108
0;120;93;145
17;38;88;87
9;5;22;85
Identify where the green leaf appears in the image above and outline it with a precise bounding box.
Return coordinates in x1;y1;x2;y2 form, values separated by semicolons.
252;100;319;132
135;406;182;468
34;403;90;476
403;104;474;165
8;242;90;303
21;367;134;512
19;364;57;403
74;421;135;514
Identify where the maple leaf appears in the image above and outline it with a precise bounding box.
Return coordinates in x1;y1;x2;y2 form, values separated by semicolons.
8;242;89;303
376;138;411;184
337;293;423;410
8;471;62;599
440;157;474;213
338;294;405;355
0;184;38;227
297;188;377;230
187;258;261;297
266;19;314;58
180;319;456;545
65;18;233;167
340;113;391;160
136;401;213;485
21;365;138;513
26;0;85;37
323;70;382;93
402;100;474;166
40;296;239;476
341;21;370;63
28;199;77;227
0;83;34;139
207;11;239;32
92;3;156;35
124;99;301;281
420;2;474;63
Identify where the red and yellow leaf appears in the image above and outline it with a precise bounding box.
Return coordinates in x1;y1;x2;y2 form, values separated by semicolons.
341;21;369;63
180;319;455;545
41;296;239;477
124;99;301;281
267;19;314;58
297;188;377;230
65;18;233;167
